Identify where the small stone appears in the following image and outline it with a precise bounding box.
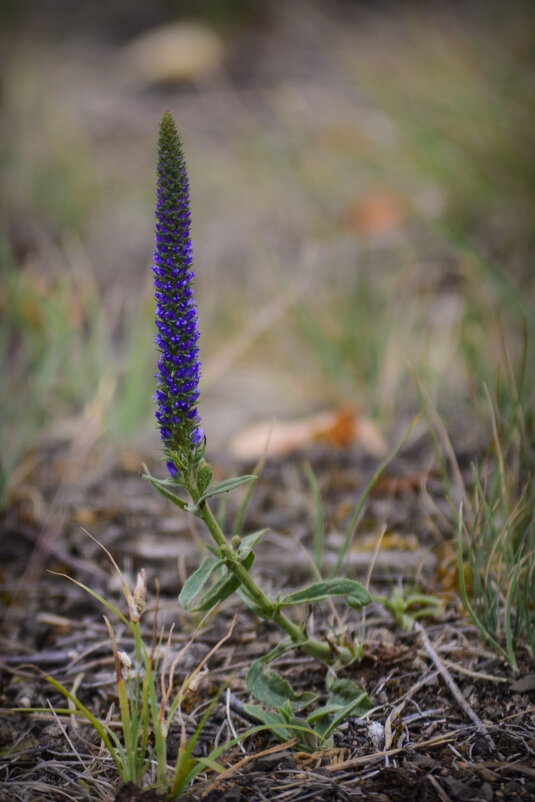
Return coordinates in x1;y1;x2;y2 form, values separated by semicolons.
412;753;437;769
510;674;535;693
444;776;473;801
502;782;523;796
479;782;493;801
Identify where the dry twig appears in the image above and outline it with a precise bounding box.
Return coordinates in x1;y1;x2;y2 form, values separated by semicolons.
414;622;495;750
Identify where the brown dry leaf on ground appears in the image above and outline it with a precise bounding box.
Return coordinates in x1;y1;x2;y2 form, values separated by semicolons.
347;190;406;238
228;407;388;461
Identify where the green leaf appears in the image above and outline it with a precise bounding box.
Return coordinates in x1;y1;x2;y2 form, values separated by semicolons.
243;704;321;750
306;703;345;724
142;466;188;511
193;552;255;612
178;557;223;610
242;704;295;742
238;528;270;557
346;593;370;611
246;655;318;710
233;462;263;537
279;579;371;608
306;678;374;741
197;475;257;504
142;464;181;487
319;693;373;740
326;677;374;711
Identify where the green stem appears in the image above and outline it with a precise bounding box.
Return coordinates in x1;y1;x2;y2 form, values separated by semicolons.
185;473;354;666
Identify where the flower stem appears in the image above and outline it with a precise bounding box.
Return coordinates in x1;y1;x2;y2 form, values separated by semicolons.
185;475;354;666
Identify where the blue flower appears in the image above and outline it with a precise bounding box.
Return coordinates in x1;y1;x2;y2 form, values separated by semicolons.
153;111;203;471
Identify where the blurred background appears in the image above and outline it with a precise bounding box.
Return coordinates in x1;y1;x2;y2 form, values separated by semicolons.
1;0;534;503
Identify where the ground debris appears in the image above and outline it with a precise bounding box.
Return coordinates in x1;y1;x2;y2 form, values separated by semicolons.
2;439;534;801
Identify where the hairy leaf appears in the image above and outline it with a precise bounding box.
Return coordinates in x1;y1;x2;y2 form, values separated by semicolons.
279;579;371;608
178;557;223;610
193;552;255;612
142;466;188;511
197;475;257;504
238;528;270;557
247;655;318;710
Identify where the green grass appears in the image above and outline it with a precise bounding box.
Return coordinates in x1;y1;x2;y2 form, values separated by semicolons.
457;351;534;665
10;539;252;796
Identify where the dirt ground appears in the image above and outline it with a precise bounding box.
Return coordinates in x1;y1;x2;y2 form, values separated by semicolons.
1;434;535;801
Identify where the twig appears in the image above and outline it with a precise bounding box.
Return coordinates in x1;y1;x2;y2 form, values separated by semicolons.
226;688;247;755
201;739;298;797
384;701;406;758
428;774;453;801
0;651;79;667
46;700;86;768
365;524;387;590
325;729;461;772
414;622;495;750
439;657;508;684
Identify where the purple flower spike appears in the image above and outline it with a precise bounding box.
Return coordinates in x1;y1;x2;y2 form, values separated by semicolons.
153;111;203;472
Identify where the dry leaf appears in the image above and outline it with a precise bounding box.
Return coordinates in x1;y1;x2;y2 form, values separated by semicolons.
348;190;404;238
228;408;387;461
351;531;420;553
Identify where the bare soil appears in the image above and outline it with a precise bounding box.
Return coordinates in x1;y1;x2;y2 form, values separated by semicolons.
1;437;534;801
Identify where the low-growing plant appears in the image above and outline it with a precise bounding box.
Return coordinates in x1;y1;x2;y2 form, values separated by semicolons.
140;114;421;768
9;533;281;797
373;584;444;632
144;111;373;679
456;366;535;666
243;664;373;752
144;115;428;720
18;113;435;795
423;336;534;666
23;540;254;797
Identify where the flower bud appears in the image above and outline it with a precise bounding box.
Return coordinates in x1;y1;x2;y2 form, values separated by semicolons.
127;568;147;623
197;462;213;494
118;650;132;679
133;568;147;618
